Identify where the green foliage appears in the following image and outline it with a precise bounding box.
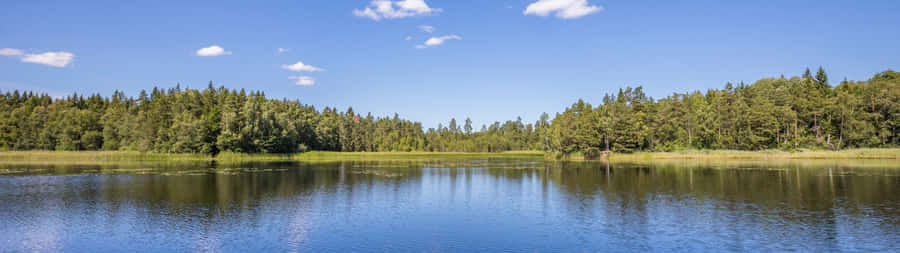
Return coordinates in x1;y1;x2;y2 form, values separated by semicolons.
0;85;543;154
0;68;898;155
546;69;900;155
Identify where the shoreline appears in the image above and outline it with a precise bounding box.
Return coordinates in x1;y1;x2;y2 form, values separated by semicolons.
0;149;898;163
553;148;900;161
0;150;545;163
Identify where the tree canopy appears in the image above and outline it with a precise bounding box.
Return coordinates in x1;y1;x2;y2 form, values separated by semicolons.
1;69;898;155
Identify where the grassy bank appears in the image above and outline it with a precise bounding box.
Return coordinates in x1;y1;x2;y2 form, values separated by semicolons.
0;151;212;162
581;148;900;160
1;149;898;164
0;150;545;163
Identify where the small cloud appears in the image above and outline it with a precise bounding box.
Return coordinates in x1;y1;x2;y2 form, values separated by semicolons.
21;51;75;67
419;25;435;33
196;45;231;56
289;76;316;86
354;8;381;20
354;0;441;21
1;48;75;67
524;0;603;19
405;36;412;41
281;61;324;72
417;35;461;49
277;48;290;54
0;48;24;56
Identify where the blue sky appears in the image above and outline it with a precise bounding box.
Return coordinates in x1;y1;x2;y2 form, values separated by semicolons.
2;0;899;129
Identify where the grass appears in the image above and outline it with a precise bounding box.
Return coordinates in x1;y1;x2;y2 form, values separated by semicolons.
0;149;897;164
0;150;545;163
0;151;212;162
601;148;900;160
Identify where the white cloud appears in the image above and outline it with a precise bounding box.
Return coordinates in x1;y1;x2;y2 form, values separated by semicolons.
289;76;316;86
21;52;75;67
1;48;75;67
417;35;461;48
405;36;412;41
195;45;231;56
354;8;381;20
354;0;441;21
524;0;603;19
0;48;24;56
277;48;289;54
419;25;435;33
281;61;324;72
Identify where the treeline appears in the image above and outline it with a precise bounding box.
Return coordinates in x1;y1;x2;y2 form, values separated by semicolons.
548;68;900;157
0;84;543;154
1;68;898;155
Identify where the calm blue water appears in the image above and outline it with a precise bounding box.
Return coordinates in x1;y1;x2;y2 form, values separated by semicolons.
1;159;898;252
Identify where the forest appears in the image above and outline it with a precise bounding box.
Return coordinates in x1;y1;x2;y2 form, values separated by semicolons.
0;68;898;156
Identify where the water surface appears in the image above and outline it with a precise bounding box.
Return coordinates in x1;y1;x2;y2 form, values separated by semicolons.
1;159;898;252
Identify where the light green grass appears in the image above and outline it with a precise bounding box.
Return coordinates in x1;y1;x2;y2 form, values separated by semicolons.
0;149;897;164
0;150;544;163
0;151;211;162
602;148;900;160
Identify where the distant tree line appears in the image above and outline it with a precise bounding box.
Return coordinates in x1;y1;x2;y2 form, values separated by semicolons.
0;68;898;155
548;68;900;157
0;83;542;154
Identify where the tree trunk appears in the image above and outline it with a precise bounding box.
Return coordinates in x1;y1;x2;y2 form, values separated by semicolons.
794;118;798;147
871;97;875;112
688;127;693;146
839;111;844;150
814;114;820;138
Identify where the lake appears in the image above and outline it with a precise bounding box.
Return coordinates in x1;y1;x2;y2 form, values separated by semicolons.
1;158;898;252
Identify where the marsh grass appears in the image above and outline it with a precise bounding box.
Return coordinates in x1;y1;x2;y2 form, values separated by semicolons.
0;150;545;163
603;148;900;160
1;149;896;164
290;151;543;161
0;151;211;162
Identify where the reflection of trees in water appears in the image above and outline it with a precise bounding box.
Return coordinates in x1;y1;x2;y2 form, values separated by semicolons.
1;159;897;245
2;159;897;209
540;160;898;209
533;160;898;250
